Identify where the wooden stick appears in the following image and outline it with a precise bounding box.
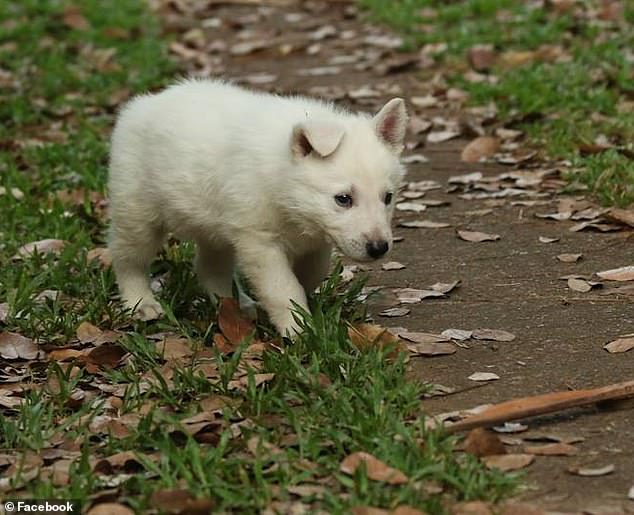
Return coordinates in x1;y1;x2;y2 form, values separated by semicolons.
443;379;634;434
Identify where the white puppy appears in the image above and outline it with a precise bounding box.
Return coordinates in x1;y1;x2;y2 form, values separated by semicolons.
108;79;407;337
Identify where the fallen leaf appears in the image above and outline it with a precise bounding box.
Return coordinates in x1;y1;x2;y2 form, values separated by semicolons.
379;307;410;317
567;278;593;292
604;337;634;354
401;154;428;164
464;428;507;457
482;453;534;471
396;331;447;344
407;341;456;356
0;332;39;360
441;329;473;341
340;452;408;484
62;5;91;31
461;136;500;163
451;502;493;515
468;372;500;382
395;202;427;213
597;266;634;281
430;280;460;294
628;485;634;500
348;324;407;356
567;464;615;477
149;489;215;514
449;172;483;184
607;208;634;228
14;239;66;259
427;130;461;143
524;443;577;456
393;288;445;303
76;321;102;344
84;345;127;368
156;337;194;360
472;329;516;342
457;230;500;242
218;298;255;345
399;220;451;229
557;253;582;263
539;236;559;243
382;261;406;271
467;44;497;71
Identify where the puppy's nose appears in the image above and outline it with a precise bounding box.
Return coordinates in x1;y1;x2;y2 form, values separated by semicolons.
366;240;389;259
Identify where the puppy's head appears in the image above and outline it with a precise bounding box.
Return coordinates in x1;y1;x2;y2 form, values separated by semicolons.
289;98;407;262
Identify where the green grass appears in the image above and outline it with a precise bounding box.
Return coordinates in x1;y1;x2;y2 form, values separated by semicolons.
0;1;518;512
360;0;634;206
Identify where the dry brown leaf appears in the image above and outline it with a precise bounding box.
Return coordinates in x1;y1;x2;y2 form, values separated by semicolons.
14;238;66;259
348;324;407;356
451;502;493;515
62;5;91;31
427;130;461;143
557;253;582;263
76;321;102;343
567;278;592;293
441;328;473;341
382;261;406;271
597;265;634;281
472;329;516;342
84;345;127;369
407;341;456;356
468;372;500;382
399;220;451;229
430;280;460;294
378;307;411;317
467;44;496;71
395;202;427;213
464;428;507;457
604;337;634;354
86;503;135;515
539;236;559;243
340;452;408;485
396;331;448;344
457;230;500;242
48;348;84;362
149;489;215;514
218;297;255;346
0;332;40;360
567;463;615;477
524;442;577;456
482;453;534;471
394;287;445;303
499;50;536;68
461;136;500;163
156;337;194;360
607;208;634;228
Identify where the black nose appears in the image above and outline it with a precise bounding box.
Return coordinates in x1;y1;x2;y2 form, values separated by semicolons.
366;240;389;259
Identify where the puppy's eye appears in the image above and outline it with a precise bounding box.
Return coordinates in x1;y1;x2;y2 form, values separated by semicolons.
334;194;353;208
384;192;393;205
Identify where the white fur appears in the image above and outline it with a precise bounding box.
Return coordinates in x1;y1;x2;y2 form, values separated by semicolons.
108;79;407;336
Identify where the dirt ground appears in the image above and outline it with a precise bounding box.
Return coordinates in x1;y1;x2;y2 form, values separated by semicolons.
161;1;634;512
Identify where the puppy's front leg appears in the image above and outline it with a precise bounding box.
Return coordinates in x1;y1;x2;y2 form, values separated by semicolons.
236;240;308;338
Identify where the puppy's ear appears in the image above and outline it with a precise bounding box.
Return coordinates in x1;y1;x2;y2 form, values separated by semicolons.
373;98;408;154
291;121;345;159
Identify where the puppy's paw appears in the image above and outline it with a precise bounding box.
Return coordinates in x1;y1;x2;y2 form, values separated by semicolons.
132;300;164;321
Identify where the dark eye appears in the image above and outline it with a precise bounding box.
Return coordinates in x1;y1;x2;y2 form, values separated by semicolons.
384;192;393;205
334;194;353;208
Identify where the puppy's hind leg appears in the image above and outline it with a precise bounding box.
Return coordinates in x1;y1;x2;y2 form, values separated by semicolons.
109;221;165;320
